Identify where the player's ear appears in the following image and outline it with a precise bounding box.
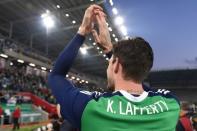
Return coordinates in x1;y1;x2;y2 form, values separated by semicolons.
113;57;120;74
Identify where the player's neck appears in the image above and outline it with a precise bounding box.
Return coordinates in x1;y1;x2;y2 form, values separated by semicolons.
114;79;144;95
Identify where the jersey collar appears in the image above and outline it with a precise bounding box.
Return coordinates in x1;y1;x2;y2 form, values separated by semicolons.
116;90;149;102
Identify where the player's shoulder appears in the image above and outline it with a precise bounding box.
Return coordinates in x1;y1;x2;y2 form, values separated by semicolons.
79;90;120;101
143;85;180;105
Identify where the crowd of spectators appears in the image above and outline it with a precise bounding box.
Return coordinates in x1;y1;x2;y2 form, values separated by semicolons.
0;64;105;106
0;66;56;104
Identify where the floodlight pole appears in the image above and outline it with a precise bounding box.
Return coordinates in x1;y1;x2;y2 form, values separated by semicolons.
30;34;33;50
45;28;49;56
9;22;13;38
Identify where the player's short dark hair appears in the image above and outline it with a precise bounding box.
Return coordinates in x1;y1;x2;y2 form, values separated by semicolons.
113;37;153;83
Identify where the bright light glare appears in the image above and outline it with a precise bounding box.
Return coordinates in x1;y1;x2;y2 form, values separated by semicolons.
109;0;114;6
41;67;47;71
108;27;112;32
56;5;60;8
29;63;35;67
0;54;8;58
112;7;118;15
71;76;75;80
106;22;109;26
115;16;124;25
125;36;129;39
80;48;87;55
42;15;54;29
115;38;118;42
72;20;76;24
65;14;69;17
17;59;24;63
120;25;127;36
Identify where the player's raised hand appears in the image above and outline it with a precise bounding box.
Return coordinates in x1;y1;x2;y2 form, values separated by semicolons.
92;12;112;53
78;5;103;36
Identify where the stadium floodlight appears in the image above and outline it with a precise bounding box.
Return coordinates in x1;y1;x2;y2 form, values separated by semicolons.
66;74;69;78
41;67;47;71
65;13;69;17
72;20;76;24
71;76;75;80
17;59;24;63
86;81;89;84
115;38;118;41
120;25;127;36
112;34;116;37
115;16;124;25
106;22;109;26
10;62;13;66
80;47;87;55
109;0;114;6
108;27;113;32
0;53;8;58
125;36;129;39
29;63;35;67
56;5;60;8
41;11;55;29
112;8;118;15
46;10;50;13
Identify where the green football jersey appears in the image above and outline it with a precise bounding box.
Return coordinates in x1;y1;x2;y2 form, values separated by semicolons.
80;89;180;131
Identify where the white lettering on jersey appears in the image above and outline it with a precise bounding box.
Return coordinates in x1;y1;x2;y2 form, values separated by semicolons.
107;99;114;113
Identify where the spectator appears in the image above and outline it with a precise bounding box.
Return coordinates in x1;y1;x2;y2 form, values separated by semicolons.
12;106;21;130
176;101;193;131
192;114;197;131
0;105;3;125
0;105;3;116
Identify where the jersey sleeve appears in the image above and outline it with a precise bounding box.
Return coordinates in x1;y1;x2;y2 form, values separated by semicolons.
48;34;97;128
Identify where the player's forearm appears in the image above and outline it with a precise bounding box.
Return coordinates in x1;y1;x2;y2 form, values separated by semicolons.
51;33;85;76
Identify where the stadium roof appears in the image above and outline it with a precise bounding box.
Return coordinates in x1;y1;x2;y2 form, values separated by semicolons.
0;0;122;78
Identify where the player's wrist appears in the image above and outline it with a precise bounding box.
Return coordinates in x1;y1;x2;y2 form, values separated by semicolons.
78;26;86;36
105;44;113;53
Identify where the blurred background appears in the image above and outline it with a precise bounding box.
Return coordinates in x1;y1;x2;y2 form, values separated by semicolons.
0;0;197;130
